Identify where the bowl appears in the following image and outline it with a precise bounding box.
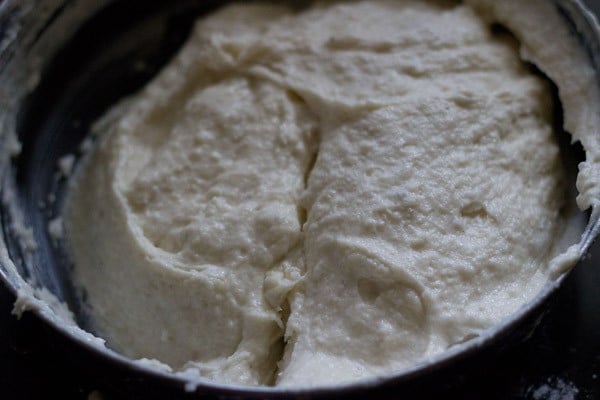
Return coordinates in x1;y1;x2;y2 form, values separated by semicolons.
0;0;599;398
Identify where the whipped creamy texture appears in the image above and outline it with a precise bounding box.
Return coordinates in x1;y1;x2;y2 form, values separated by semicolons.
63;0;600;388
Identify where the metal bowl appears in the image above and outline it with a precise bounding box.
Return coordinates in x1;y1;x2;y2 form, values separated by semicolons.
0;0;598;398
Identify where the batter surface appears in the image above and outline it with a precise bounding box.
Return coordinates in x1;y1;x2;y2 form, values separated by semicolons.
64;0;592;387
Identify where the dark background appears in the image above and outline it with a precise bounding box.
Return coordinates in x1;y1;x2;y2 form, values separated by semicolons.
2;1;600;399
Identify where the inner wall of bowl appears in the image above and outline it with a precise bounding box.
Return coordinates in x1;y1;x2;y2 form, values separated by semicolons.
0;0;596;385
0;0;107;295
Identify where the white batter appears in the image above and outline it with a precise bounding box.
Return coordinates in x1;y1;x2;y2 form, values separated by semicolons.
63;0;600;388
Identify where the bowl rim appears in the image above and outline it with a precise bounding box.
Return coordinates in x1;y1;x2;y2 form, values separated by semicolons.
0;0;599;397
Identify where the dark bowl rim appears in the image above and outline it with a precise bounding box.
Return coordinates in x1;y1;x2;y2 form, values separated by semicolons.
0;0;599;397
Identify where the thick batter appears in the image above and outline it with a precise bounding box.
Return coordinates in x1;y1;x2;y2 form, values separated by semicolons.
64;0;598;387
